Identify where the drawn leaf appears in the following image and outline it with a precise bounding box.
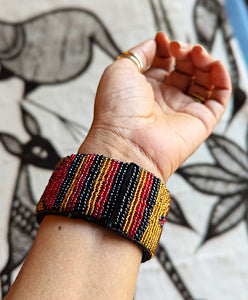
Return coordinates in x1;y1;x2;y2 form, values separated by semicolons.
0;133;22;156
202;194;247;244
207;134;248;179
178;164;247;196
21;106;41;136
167;195;194;230
231;86;247;123
194;0;221;50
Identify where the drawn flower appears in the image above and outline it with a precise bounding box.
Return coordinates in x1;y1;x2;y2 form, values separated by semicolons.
178;133;248;244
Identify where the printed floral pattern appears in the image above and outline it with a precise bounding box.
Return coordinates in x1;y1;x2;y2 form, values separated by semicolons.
178;133;248;244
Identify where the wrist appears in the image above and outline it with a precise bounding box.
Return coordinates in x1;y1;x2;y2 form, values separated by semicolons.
78;126;163;181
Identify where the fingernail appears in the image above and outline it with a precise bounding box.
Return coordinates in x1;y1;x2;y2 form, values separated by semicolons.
177;41;188;49
198;45;208;54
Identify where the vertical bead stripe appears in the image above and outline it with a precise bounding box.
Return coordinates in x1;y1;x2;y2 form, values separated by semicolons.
53;155;82;210
102;163;128;221
123;169;147;234
135;177;160;241
43;156;74;210
94;159;120;219
66;154;96;211
76;155;104;213
111;164;140;229
140;183;170;258
85;157;110;215
60;156;87;212
40;157;66;210
85;158;108;215
128;172;154;238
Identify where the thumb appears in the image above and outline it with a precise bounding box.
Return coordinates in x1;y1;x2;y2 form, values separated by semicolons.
116;39;157;73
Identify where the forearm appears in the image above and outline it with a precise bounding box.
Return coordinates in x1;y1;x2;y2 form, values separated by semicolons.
6;137;154;300
6;215;142;300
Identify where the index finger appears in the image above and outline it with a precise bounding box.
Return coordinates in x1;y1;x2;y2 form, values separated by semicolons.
190;45;214;72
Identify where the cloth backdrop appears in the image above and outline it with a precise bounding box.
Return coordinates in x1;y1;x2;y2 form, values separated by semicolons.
0;0;248;299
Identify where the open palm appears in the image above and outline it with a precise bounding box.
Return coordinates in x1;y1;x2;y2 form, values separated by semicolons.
80;32;231;182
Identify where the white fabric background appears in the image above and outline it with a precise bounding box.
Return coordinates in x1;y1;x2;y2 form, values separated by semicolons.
1;0;248;299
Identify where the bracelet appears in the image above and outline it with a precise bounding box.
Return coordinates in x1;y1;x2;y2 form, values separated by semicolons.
35;154;171;262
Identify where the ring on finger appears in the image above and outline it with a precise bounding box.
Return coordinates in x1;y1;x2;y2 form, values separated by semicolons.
117;51;144;73
190;93;207;104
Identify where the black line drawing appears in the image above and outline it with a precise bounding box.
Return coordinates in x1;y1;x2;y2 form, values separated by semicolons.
167;196;194;230
156;244;194;300
0;106;61;298
149;0;175;38
178;133;248;246
0;8;121;86
0;8;122;140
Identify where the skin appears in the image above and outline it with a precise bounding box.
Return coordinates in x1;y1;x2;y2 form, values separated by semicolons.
6;32;231;299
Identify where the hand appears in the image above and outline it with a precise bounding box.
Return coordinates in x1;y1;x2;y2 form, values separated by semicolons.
79;32;231;182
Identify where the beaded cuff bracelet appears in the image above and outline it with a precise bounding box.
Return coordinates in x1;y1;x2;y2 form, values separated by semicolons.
35;154;171;262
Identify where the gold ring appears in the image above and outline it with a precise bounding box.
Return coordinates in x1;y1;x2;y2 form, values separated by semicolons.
191;93;206;104
117;51;144;72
